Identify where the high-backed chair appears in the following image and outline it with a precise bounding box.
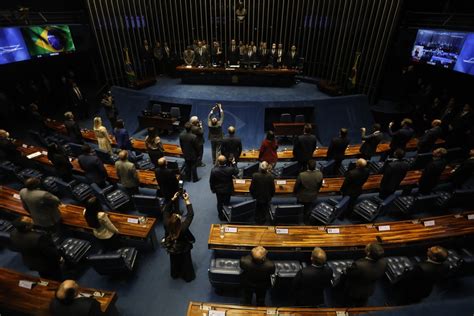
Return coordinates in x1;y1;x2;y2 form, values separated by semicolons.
208;258;242;290
87;247;138;276
295;114;305;123
95;148;118;165
67;143;84;157
241;162;259;178
222;199;256;223
151;103;162;115
353;194;398;222
17;168;44;183
269;204;303;224
132;195;163;215
91;183;130;212
280;113;292;123
54;178;93;203
272;261;302;289
170;107;181;119
310;196;350;225
326;259;354;286
393;193;439;214
59;238;92;265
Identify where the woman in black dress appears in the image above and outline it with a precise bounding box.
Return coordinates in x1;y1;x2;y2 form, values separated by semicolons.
47;143;73;181
162;192;195;282
145;127;165;168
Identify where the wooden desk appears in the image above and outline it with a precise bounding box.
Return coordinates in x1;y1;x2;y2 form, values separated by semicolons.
137;114;177;132
0;268;116;315
208;212;474;252
232;167;452;196
0;186;158;247
45;119;184;158
273;122;309;137
187;301;391;316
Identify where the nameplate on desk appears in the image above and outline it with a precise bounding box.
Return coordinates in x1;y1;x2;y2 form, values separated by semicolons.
26;152;42;159
423;220;435;227
335;311;348;316
18;280;34;289
208;310;226;316
78;292;92;298
276;180;287;185
378;225;391;232
69;157;73;162
235;179;246;184
266;309;277;315
327;228;340;234
127;218;139;224
275;228;289;234
22;144;28;148
13;193;20;200
224;227;238;233
38;281;48;286
468;214;474;220
185;65;192;68
41;151;47;155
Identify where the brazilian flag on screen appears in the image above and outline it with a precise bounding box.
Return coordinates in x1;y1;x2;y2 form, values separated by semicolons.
21;25;75;57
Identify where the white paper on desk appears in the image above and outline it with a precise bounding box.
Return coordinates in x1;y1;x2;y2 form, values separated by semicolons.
13;193;20;200
127;218;139;224
235;179;246;184
209;311;225;316
41;151;47;155
378;225;390;232
224;227;238;233
22;144;28;148
69;157;73;162
275;228;289;234
26;152;42;159
185;65;192;68
336;311;348;316
468;214;474;220
327;228;340;234
18;280;34;289
423;220;435;227
78;292;92;298
276;180;287;185
266;309;277;315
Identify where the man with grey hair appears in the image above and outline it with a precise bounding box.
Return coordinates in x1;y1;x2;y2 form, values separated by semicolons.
114;150;139;195
240;246;275;306
50;279;105;315
292;247;333;306
64;112;83;144
249;161;275;224
190;115;205;167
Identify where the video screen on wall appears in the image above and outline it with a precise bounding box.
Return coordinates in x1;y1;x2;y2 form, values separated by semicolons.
21;25;76;58
0;27;31;65
411;29;474;76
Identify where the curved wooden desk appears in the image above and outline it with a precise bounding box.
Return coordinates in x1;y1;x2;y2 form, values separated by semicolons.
0;268;116;315
208;212;474;252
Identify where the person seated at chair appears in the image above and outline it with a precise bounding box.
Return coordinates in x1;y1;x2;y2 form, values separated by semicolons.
50;279;105;315
113;119;132;151
292;247;332;306
379;149;410;199
418;148;448;195
114;150;139;195
78;144;108;188
293;159;323;224
359;123;383;160
83;196;120;250
340;158;369;217
327;128;350;175
240;246;275;306
47;143;74;182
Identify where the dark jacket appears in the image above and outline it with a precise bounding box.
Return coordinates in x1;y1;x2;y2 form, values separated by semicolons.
221;135;242;161
48;150;73;180
155;167;179;201
0;137;21;162
240;255;275;289
191;125;205;146
379;159;410;196
344;257;387;300
294;170;323;203
417;126;442;153
389;126;414;151
10;228;61;273
293;134;317;163
292;264;333;306
340;167;370;198
327;136;350;162
359;131;383;158
179;131;199;161
64;119;83;144
78;153;108;185
450;157;474;188
249;172;275;203
210;164;239;195
50;297;104;316
418;158;447;194
403;260;450;300
162;203;194;254
113;127;132;150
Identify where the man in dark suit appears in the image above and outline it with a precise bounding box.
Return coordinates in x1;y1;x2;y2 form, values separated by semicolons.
179;122;199;182
190;116;205;167
418;147;448;195
69;82;87;119
50;280;105;315
155;157;179;203
78;144;108;188
228;39;240;65
0;129;22;163
417;119;443;154
249;161;275;224
240;246;275;306
285;45;301;69
447;103;474;149
359;123;383;160
209;155;239;220
10;217;63;280
258;42;269;66
293;124;317;171
292;247;333;306
194;40;209;66
220;126;243;163
382;118;414;161
64;112;83;144
327;128;350;175
379;149;410;198
340;158;370;217
293;160;323;223
343;242;387;306
450;149;474;188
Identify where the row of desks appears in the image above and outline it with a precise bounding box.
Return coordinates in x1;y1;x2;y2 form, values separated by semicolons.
46;119;440;162
0;268;116;315
0;186;157;245
207;211;474;252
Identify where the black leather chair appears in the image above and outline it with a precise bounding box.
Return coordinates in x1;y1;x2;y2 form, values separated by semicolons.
132;194;163;214
95;148;119;165
310;196;351;225
326;260;354;286
450;188;474;208
269;204;303;224
280;113;292;123
385;256;415;284
367;161;385;174
59;238;92;265
222;199;256;223
91;183;131;211
151;103;162;115
272;260;302;289
241;162;259;178
88;247;138;275
273;161;299;178
55;178;93;203
17;168;44;183
42;176;60;195
0;219;13;248
409;152;433;170
393;193;439;214
294;114;305;123
208;258;242;289
353;194;397;222
67;143;84;157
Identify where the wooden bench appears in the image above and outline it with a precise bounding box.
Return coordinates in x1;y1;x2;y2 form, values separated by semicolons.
0;268;117;315
208;212;474;252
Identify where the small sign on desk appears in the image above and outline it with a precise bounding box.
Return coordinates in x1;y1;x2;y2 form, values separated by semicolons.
209;311;226;316
224;227;238;233
275;228;289;234
467;214;474;220
327;228;340;234
276;180;287;185
18;280;34;289
127;218;139;224
378;225;391;232
235;179;246;184
185;65;192;68
26;152;42;159
13;193;20;200
423;220;435;227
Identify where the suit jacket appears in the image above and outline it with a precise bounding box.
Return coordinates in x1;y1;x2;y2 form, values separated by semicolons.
417;126;442;153
194;47;209;65
10;228;61;272
19;188;61;228
114;160;139;189
0;137;22;163
155;167;179;200
340;167;370;197
359;131;383;158
292;264;333;306
228;45;240;64
113;128;132;150
240;255;275;289
294;170;323;203
50;297;104;316
327;136;350;162
293;134;317;163
64;119;83;144
418;158;447;194
179;131;199;161
249;172;275;203
389;126;414;151
379;159;410;196
285;52;300;68
210;164;239;195
48;150;73;180
191;125;205;146
220;135;242;161
78;153;108;185
344;257;387;300
450;157;474;187
406;260;449;300
258;49;269;65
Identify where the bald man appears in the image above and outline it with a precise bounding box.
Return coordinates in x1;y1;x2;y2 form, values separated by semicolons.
340;158;370;217
209;155;239;220
50;280;105;315
220;126;242;162
240;246;275;306
114;150;139;195
190;116;205;167
155;157;179;203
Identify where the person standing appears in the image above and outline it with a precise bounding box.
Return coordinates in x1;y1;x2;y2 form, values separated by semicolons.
450;149;474;188
179;122;200;182
417;119;443;154
47;143;73;182
293;124;317;171
382;118;414;161
258;131;278;167
101;91;118;129
340;158;370;217
78;144;108;188
63;112;83;144
221;126;243;162
293;160;323;223
93;116;113;155
418;148;448;195
379;149;410;199
0;129;22;163
359;123;383;160
326;128;350;175
249;161;275;224
113;119;133;151
114;150;140;195
155;157;179;204
190;116;205;167
208;103;224;165
209;155;239;220
144;127;164;168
